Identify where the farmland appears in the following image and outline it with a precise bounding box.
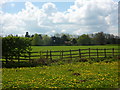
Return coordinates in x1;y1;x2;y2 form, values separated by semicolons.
2;45;120;88
30;45;119;61
31;45;118;51
2;45;119;63
2;61;119;88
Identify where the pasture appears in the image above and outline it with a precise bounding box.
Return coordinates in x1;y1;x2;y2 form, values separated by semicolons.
30;45;119;60
31;45;118;51
2;45;120;88
2;61;119;88
2;45;119;64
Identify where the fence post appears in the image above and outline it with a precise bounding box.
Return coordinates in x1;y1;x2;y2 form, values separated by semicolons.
112;48;114;57
5;56;8;64
97;48;99;58
70;49;72;60
60;50;63;59
62;50;64;59
18;53;20;63
50;50;52;60
28;52;31;63
79;49;81;58
89;48;90;58
46;50;48;59
104;49;106;58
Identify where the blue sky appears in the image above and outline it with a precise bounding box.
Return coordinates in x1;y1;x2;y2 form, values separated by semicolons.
0;0;118;36
2;0;119;14
2;2;74;13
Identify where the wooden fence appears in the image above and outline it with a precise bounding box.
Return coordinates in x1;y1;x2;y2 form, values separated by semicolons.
2;48;120;63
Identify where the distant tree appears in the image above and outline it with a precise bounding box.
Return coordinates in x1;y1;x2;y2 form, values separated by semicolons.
31;35;34;37
104;34;111;44
51;36;61;46
71;38;77;45
25;32;30;37
116;36;120;44
38;34;42;39
77;34;91;45
61;34;69;45
31;34;43;46
54;33;61;38
94;32;106;45
42;35;51;45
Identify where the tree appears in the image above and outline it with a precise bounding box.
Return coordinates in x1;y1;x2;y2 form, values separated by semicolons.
71;38;77;45
25;32;30;37
38;34;42;39
51;36;61;46
61;34;69;45
42;35;51;45
31;34;43;46
77;34;91;45
94;32;106;45
2;35;31;62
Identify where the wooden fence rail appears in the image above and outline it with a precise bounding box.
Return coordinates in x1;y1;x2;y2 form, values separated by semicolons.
1;48;120;63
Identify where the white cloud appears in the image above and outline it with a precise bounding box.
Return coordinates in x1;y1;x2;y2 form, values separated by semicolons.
0;0;118;36
0;0;13;5
51;30;56;33
11;3;15;7
61;29;66;33
42;2;57;16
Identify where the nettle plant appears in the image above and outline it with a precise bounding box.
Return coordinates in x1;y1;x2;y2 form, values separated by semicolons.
2;35;32;62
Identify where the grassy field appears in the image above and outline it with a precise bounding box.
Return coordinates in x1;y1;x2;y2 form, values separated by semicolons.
29;45;119;60
1;45;119;61
31;45;118;52
2;45;119;88
2;61;119;88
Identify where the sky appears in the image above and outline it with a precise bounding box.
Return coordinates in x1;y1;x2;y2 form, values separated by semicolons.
0;0;119;36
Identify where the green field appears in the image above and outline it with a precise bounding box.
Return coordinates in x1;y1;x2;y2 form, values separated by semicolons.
2;45;119;88
2;61;119;88
31;45;118;51
29;45;119;60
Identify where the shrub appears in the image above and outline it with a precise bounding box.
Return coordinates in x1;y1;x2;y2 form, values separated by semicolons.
32;58;51;65
2;35;32;63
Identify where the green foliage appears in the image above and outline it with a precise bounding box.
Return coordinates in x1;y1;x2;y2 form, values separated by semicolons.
71;38;77;45
77;34;91;45
31;34;43;46
24;32;120;46
2;35;31;61
61;34;69;44
2;61;38;68
93;32;106;45
42;35;51;45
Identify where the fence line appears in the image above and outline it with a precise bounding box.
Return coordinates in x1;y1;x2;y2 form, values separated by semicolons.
2;48;120;63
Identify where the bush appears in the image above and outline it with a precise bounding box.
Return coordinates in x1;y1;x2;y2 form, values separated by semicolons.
2;61;39;68
32;57;51;65
2;35;32;63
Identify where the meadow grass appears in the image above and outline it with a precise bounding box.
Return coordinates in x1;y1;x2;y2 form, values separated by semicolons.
2;45;119;88
2;61;119;88
31;45;118;52
1;45;119;61
30;45;119;60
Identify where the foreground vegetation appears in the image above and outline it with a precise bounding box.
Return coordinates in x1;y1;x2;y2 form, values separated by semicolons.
2;59;119;88
2;44;119;88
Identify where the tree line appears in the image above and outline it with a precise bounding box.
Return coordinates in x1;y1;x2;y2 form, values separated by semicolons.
24;32;120;46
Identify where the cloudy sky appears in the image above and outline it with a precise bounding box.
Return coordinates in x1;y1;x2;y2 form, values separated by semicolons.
0;0;119;36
